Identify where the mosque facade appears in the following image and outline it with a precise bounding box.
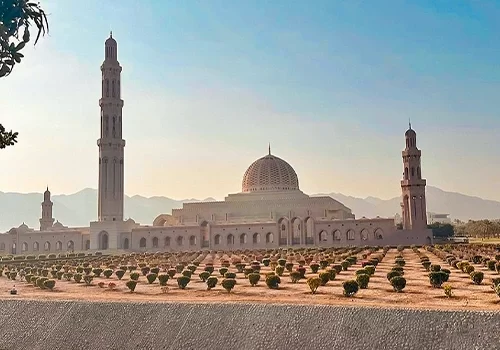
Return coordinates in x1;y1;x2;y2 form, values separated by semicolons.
0;34;432;255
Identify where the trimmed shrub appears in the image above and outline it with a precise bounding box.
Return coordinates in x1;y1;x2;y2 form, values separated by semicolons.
496;263;500;274
395;258;406;267
332;264;342;274
115;270;125;280
92;268;103;277
364;265;375;276
443;284;453;298
356;273;370;289
175;264;184;273
221;278;237;293
275;266;285;276
83;275;94;285
158;273;169;286
318;271;330;286
441;269;451;282
262;258;270;267
341;261;350;271
387;270;402;282
146;273;158;284
464;265;475;274
235;263;245;273
429;271;447;288
73;273;82;283
37;277;48;289
310;263;320;273
319;260;329;269
177;276;191;289
470;271;484;285
289;271;301;283
327;268;336;281
342;280;359;297
487;260;496;271
277;259;286;267
307;277;322;294
422;261;431;271
430;264;441;272
285;262;294;272
204;266;214;274
224;272;236;279
390;276;406;292
219;267;228;277
248;273;261;286
83;267;92;275
391;266;404;275
206;276;218;290
130;272;140;281
199;271;210;282
492;278;500;289
167;269;176;278
150;267;160;275
103;269;113;278
126;280;137;292
296;266;306;278
187;264;197;273
181;270;192;278
243;267;254;277
266;275;281;289
355;268;369;276
56;271;64;280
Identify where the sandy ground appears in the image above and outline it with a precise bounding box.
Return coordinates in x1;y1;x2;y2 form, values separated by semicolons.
1;249;499;311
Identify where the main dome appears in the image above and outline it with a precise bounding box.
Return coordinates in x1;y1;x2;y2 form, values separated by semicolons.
242;152;299;193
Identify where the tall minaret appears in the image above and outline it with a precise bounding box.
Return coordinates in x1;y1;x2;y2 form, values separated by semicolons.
97;32;125;222
40;187;55;231
400;122;427;230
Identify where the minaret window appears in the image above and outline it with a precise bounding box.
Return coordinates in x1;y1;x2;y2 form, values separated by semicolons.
106;80;109;97
411;167;415;177
404;167;408;180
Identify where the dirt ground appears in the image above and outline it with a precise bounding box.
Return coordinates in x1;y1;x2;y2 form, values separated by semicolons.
1;249;499;311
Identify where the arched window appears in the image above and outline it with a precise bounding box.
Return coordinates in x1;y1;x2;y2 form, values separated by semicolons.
281;224;286;231
44;241;51;251
411;167;415;177
347;230;355;240
22;242;28;252
319;230;327;242
139;237;146;248
333;230;341;240
33;242;39;251
177;236;183;246
360;229;368;241
374;228;383;240
164;236;171;247
56;241;62;250
0;242;5;250
266;232;274;243
152;237;159;248
239;233;247;245
227;234;234;245
253;233;260;244
214;234;221;245
67;241;74;251
189;235;196;246
404;167;409;180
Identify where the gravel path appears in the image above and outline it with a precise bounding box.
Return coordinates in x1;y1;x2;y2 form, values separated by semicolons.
0;300;497;350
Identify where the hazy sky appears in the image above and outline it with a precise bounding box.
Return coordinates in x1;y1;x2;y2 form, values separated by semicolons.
1;0;500;201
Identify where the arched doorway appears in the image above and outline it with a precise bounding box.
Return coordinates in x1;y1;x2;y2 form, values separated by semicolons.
123;238;129;249
98;231;109;250
11;243;16;255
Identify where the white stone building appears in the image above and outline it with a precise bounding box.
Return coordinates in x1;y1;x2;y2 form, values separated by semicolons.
0;34;432;255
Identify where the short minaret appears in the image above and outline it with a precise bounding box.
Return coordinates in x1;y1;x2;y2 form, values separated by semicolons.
400;123;427;230
39;187;55;231
97;32;125;222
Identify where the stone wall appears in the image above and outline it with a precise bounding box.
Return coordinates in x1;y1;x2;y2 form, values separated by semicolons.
0;300;497;350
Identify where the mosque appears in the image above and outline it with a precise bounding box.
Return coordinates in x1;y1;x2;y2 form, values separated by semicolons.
0;34;432;255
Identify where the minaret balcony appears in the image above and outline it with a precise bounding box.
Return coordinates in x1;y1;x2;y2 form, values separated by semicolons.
400;179;426;187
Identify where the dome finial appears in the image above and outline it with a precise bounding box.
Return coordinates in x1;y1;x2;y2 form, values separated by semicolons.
408;118;412;130
268;143;271;155
110;30;113;38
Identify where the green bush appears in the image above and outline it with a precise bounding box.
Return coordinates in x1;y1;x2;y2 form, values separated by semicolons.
390;276;406;292
187;264;197;273
422;261;431;271
221;278;237;293
56;271;64;280
429;271;447;288
319;260;329;269
495;285;500;298
103;269;113;278
43;279;56;290
355;269;369;276
83;274;94;285
318;271;330;286
158;273;169;286
248;273;261;286
167;269;176;278
177;276;191;289
327;268;336;281
310;263;320;273
470;271;484;285
206;276;218;290
487;260;496;271
150;267;160;275
243;267;254;277
83;267;92;275
307;277;322;294
356;273;370;289
266;275;281;289
37;277;48;289
262;258;270;267
92;268;103;277
364;265;375;276
73;273;82;283
115;270;125;280
275;266;285;276
391;266;404;275
430;264;441;272
175;264;184;273
332;264;342;274
204;265;214;274
277;258;286;267
146;273;158;284
235;263;245;273
441;269;451;282
395;258;406;267
219;267;228;277
464;265;475;274
342;280;359;297
289;271;301;283
496;263;500;274
199;271;211;282
224;272;236;279
126;280;137;292
341;261;350;271
181;270;192;278
387;270;402;282
130;272;140;281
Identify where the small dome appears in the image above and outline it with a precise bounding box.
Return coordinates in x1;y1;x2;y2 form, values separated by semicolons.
105;32;117;46
405;128;416;137
242;152;299;193
53;221;64;228
18;223;28;230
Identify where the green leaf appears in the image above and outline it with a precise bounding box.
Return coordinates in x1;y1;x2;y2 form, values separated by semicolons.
16;41;25;51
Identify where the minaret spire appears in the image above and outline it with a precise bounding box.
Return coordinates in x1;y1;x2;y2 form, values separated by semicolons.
268;143;271;155
409;118;412;130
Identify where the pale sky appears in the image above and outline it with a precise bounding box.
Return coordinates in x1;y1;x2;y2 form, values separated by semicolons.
1;0;500;201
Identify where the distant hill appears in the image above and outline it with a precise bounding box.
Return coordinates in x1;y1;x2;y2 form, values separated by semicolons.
1;186;499;232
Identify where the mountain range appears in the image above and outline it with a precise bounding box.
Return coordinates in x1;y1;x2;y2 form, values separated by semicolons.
0;186;498;232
